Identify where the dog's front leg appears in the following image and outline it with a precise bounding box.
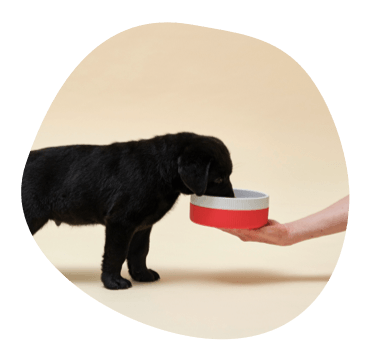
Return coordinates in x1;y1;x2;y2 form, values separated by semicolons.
101;222;135;290
127;226;160;282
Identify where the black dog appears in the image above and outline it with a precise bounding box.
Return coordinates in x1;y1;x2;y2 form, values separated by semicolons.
22;132;234;290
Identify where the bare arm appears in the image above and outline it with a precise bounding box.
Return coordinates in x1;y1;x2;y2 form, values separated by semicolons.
221;196;349;246
287;195;349;243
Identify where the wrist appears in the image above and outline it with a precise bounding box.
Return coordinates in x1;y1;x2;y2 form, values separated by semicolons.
284;222;301;244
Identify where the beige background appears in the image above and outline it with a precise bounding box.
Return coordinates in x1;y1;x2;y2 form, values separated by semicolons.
31;23;348;339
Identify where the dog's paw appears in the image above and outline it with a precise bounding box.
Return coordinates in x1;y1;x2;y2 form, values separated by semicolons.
101;272;132;290
129;268;160;282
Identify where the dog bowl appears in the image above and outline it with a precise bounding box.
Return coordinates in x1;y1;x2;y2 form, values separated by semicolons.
190;189;269;229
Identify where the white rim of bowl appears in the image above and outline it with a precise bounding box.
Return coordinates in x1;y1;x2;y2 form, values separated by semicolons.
190;188;269;211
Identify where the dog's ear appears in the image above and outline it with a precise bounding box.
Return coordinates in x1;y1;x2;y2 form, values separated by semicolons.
178;146;211;196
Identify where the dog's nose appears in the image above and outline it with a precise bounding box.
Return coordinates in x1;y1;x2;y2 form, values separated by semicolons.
223;187;235;198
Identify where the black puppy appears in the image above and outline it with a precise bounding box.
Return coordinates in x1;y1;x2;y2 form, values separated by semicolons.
22;132;234;290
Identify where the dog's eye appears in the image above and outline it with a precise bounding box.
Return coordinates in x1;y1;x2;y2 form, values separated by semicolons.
214;178;223;184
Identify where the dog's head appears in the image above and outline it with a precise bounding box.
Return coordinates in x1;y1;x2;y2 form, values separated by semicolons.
178;136;234;198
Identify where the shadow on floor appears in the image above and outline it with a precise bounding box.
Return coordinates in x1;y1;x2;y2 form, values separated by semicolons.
59;267;331;286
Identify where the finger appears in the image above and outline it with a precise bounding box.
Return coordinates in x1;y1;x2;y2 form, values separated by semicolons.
266;219;280;226
222;229;239;235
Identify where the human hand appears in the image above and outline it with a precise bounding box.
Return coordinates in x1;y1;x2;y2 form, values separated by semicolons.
220;196;349;246
220;220;296;246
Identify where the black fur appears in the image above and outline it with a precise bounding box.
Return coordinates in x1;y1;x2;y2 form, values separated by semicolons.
22;132;234;290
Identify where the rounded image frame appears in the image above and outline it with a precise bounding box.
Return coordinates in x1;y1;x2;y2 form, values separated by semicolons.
25;23;349;339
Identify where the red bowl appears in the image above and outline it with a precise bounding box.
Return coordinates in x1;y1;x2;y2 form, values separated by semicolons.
190;189;269;229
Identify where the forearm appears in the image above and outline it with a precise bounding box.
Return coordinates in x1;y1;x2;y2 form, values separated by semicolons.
286;196;349;243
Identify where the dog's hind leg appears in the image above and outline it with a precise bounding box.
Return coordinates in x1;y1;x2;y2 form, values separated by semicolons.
127;226;160;282
21;174;50;235
101;221;136;290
